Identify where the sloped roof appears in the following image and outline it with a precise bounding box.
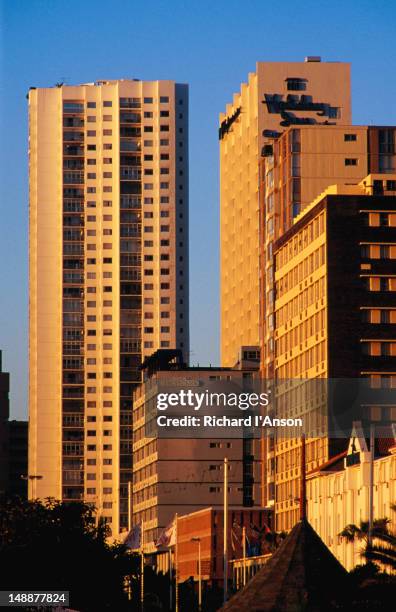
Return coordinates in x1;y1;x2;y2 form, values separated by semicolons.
220;519;349;612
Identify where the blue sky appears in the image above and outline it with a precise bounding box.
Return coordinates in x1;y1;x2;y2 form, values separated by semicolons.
1;0;396;419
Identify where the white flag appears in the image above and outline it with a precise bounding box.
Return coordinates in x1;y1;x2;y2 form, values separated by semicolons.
124;523;142;550
155;516;176;548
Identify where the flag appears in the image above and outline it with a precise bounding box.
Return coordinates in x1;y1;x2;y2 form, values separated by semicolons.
124;523;142;550
231;520;243;554
155;516;176;548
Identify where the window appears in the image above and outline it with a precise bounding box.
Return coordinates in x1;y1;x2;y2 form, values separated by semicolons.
344;133;357;141
87;159;96;165
160;182;169;189
160;139;169;146
160;125;169;132
87;130;96;137
103;115;112;121
103;101;112;107
160;110;169;117
160;96;169;103
286;78;307;91
160;154;169;160
144;154;153;161
144;112;153;118
87;116;96;123
87;102;96;108
144;126;153;132
345;158;358;166
144;97;153;103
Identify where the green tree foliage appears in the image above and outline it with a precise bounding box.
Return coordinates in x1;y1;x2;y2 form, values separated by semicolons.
0;496;133;611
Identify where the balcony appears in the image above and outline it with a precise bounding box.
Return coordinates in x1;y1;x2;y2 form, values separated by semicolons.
63;131;84;142
63;272;84;284
63;102;84;113
63;145;84;156
64;171;84;184
120;269;141;281
121;166;141;180
120;98;141;108
120;224;140;237
120;139;141;152
63;243;84;255
62;471;84;484
63;117;84;128
120;195;141;209
120;113;141;124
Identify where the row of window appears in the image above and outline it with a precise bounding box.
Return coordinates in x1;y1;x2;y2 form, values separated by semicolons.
276;212;325;267
276;340;327;377
361;244;396;259
365;276;396;291
276;310;326;354
361;309;396;324
362;341;396;356
276;245;326;298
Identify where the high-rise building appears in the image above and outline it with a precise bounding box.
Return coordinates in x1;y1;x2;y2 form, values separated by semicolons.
220;58;351;367
0;351;10;494
28;80;189;534
272;173;396;530
261;125;396;378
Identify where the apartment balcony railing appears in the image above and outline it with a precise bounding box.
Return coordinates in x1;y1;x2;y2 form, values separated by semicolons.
120;98;141;108
63;145;84;156
120;113;141;124
64;172;84;184
120;139;141;152
120;195;141;209
120;166;141;180
63;102;84;113
63;131;84;142
120;225;140;237
63;117;84;128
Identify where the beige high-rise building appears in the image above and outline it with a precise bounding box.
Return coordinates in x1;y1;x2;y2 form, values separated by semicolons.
28;80;189;535
220;58;351;366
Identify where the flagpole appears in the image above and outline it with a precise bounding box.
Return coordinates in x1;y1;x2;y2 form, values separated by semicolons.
175;513;179;612
169;548;173;611
242;525;246;587
368;424;375;548
140;519;144;612
128;481;132;532
223;457;228;604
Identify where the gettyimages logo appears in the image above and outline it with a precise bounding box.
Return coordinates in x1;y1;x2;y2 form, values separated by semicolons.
156;389;271;411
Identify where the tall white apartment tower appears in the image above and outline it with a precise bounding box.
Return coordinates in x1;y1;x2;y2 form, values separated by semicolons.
28;80;189;535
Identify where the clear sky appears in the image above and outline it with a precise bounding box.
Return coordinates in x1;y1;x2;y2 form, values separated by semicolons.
1;0;396;419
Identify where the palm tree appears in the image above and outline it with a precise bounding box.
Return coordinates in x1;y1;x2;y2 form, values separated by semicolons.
339;504;396;572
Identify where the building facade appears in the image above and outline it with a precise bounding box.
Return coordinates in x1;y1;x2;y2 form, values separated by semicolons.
261;125;396;378
132;350;262;550
272;175;396;530
307;423;396;571
220;58;351;367
28;80;189;534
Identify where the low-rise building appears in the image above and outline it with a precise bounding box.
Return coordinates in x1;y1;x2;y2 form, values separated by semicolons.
307;422;396;570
